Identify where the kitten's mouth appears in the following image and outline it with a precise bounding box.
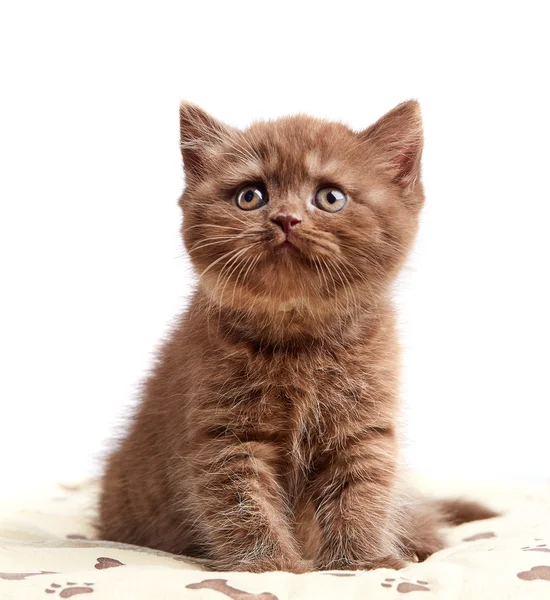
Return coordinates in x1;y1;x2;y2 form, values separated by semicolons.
276;239;299;253
272;234;304;257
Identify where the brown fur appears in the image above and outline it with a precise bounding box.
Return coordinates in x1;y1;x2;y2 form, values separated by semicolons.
98;101;496;572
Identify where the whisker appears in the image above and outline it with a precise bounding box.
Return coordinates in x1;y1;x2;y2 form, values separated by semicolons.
199;246;248;279
216;246;252;303
214;249;254;329
230;254;255;309
188;234;257;254
183;223;244;233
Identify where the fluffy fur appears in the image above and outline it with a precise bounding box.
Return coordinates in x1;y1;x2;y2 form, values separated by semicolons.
98;101;497;572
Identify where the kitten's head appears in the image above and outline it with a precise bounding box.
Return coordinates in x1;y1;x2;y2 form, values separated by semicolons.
179;101;424;324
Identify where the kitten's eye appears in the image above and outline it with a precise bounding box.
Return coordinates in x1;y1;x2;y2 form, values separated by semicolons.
314;187;347;212
236;185;268;211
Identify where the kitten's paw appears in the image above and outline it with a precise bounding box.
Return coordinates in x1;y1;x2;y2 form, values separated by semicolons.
209;556;309;574
265;557;309;574
314;554;406;572
362;555;407;571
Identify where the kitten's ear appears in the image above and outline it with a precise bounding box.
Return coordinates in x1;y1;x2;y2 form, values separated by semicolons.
360;100;423;193
179;102;234;183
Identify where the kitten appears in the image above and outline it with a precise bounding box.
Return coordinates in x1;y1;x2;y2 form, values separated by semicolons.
98;101;496;572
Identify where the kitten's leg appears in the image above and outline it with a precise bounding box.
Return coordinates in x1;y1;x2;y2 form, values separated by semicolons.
311;428;406;571
187;440;306;573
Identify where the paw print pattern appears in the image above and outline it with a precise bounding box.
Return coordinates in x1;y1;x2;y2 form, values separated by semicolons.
186;579;278;600
521;543;550;553
517;566;550;581
45;582;94;597
0;571;58;581
381;577;430;593
462;531;496;542
94;557;124;569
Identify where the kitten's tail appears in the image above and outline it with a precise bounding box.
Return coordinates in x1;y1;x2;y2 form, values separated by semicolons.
435;498;500;525
398;497;500;562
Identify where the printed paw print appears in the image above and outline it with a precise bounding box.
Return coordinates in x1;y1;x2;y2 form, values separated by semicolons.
517;566;550;581
521;542;550;553
186;579;278;600
94;557;124;569
45;582;94;597
381;577;430;593
462;531;496;542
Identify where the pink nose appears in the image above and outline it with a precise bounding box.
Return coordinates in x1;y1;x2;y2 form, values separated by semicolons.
271;214;301;234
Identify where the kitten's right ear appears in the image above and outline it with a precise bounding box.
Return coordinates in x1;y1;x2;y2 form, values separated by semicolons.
179;102;234;184
359;100;423;194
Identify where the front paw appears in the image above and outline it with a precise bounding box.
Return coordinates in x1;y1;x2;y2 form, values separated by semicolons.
209;556;310;574
314;554;407;572
361;555;407;570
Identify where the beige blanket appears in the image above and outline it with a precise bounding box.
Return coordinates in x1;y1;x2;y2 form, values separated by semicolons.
1;477;550;599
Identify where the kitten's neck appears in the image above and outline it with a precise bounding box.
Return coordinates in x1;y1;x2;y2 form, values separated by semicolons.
194;287;391;350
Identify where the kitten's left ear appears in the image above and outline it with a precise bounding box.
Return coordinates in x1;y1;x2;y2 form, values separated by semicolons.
180;102;234;184
360;100;423;193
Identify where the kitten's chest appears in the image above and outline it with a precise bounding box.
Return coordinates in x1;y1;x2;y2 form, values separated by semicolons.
244;348;369;455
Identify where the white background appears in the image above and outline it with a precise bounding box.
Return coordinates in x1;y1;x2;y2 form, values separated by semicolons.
1;2;549;492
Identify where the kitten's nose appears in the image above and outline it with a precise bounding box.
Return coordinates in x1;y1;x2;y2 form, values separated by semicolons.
271;214;302;234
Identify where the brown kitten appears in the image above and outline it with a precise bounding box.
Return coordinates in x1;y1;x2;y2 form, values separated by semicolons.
98;101;497;572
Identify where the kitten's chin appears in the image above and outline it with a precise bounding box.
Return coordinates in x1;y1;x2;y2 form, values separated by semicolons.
202;271;317;315
270;239;319;268
199;243;346;315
